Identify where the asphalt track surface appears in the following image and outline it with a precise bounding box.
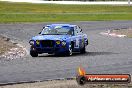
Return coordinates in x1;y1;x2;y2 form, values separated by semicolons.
0;21;132;84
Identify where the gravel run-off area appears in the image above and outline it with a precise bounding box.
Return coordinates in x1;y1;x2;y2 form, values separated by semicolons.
0;35;27;60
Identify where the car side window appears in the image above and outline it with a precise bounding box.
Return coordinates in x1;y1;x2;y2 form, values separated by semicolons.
74;26;83;36
75;26;83;35
78;26;83;35
74;26;79;36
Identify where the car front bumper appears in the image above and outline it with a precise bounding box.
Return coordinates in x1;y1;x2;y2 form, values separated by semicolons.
35;47;68;54
31;40;69;54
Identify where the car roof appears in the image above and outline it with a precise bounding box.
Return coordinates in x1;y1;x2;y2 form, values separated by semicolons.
45;24;76;28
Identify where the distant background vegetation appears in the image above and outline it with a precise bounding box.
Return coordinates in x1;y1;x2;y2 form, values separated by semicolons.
46;0;128;1
0;1;132;23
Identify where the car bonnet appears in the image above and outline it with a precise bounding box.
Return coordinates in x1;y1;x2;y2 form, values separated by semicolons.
32;35;70;41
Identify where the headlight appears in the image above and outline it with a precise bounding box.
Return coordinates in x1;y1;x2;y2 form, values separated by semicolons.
56;40;61;45
61;41;66;46
36;40;40;45
29;40;34;45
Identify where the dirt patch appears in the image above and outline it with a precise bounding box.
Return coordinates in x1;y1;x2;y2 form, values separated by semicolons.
0;35;16;55
0;80;131;88
0;35;27;60
110;28;132;38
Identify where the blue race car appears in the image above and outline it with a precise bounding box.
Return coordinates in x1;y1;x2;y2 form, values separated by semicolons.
29;24;88;57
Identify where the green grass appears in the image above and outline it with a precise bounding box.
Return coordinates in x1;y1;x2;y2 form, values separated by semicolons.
1;13;132;23
0;1;132;23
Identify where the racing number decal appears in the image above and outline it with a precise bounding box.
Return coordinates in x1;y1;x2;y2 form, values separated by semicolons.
75;38;80;48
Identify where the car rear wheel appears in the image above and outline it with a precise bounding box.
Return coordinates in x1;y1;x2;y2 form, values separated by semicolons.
80;45;86;54
66;44;72;56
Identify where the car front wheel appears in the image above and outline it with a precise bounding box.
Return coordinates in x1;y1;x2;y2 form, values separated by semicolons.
30;46;38;57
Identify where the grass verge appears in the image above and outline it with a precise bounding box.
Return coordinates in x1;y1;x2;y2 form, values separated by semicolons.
1;13;132;23
0;1;132;22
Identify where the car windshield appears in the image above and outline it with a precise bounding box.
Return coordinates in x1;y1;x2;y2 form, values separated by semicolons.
40;26;73;35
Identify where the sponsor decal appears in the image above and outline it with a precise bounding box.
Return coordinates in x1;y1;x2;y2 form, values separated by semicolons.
76;67;131;85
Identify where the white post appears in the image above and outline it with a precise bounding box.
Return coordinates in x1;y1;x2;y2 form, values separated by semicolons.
128;0;131;6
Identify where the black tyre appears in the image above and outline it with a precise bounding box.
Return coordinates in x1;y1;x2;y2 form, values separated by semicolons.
30;46;38;57
80;45;86;54
30;50;38;57
86;40;88;45
66;44;73;56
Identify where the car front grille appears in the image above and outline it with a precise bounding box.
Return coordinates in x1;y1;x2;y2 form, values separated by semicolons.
41;40;54;47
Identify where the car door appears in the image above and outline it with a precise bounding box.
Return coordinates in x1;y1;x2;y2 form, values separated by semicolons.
76;26;84;49
73;26;82;49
